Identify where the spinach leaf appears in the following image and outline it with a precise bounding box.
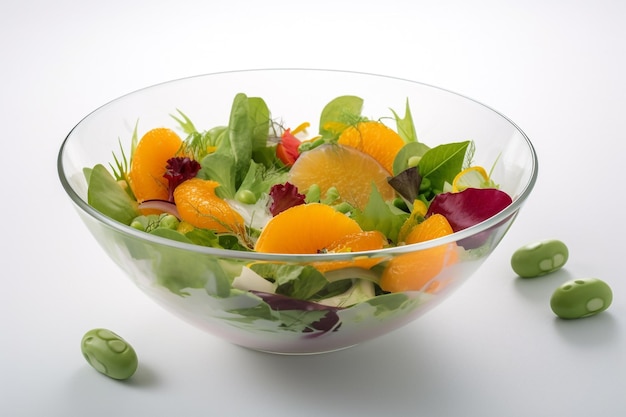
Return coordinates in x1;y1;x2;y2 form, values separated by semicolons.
247;96;270;153
227;93;253;189
87;164;139;225
198;94;273;199
418;141;470;192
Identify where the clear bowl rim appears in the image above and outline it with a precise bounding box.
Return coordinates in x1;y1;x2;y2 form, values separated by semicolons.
57;68;538;262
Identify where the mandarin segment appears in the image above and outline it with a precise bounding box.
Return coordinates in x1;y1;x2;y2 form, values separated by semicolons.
313;230;388;272
404;213;454;244
287;144;396;210
324;230;388;253
129;127;183;202
173;178;244;234
380;214;458;293
254;203;364;254
337;121;405;174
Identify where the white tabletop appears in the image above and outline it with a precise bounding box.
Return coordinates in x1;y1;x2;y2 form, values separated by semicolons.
3;1;625;416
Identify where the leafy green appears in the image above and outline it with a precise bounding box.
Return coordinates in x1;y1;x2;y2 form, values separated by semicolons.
236;161;288;203
87;164;140;225
182;126;227;161
392;141;431;176
226;93;254;188
107;121;139;200
390;98;418;143
170;109;197;135
150;227;193;243
418;141;471;192
319;95;364;139
249;263;329;300
228;300;330;334
196;94;276;200
247;96;271;153
183;228;222;248
351;184;409;244
197;152;237;198
388;166;422;203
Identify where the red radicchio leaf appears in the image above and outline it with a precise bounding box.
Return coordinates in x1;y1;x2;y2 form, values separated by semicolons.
387;166;422;203
163;157;201;202
268;182;306;216
427;188;513;230
426;188;513;249
250;291;342;336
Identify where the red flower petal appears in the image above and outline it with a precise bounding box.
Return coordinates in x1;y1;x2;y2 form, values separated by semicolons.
276;129;301;166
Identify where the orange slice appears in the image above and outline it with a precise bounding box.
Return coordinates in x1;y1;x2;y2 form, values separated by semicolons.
255;203;363;254
288;143;396;210
129;127;183;202
255;203;387;272
380;214;458;293
337;121;405;174
173;178;244;234
313;230;388;272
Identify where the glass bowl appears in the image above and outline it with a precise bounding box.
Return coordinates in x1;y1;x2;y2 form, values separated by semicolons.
58;69;537;354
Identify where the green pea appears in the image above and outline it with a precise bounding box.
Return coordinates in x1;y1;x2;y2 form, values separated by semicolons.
158;213;180;230
333;202;355;214
129;215;154;231
407;155;421;168
305;184;321;203
235;189;257;204
511;239;569;278
322;186;340;205
550;278;612;319
81;328;138;380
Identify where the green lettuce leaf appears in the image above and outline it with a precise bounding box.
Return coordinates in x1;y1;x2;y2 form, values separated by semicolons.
86;164;140;225
249;263;328;300
351;184;409;244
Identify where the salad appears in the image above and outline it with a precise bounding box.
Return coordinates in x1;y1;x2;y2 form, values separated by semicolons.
85;93;512;337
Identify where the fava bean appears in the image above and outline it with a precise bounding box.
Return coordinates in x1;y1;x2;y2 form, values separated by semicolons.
511;239;568;278
550;278;612;319
81;328;138;380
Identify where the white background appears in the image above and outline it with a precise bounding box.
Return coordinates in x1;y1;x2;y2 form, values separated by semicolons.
2;1;625;416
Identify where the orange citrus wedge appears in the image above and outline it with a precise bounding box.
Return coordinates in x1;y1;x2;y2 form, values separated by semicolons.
173;178;244;234
337;121;405;174
255;203;363;254
380;214;458;293
288;143;396;210
313;230;388;272
129;127;183;202
255;203;387;272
